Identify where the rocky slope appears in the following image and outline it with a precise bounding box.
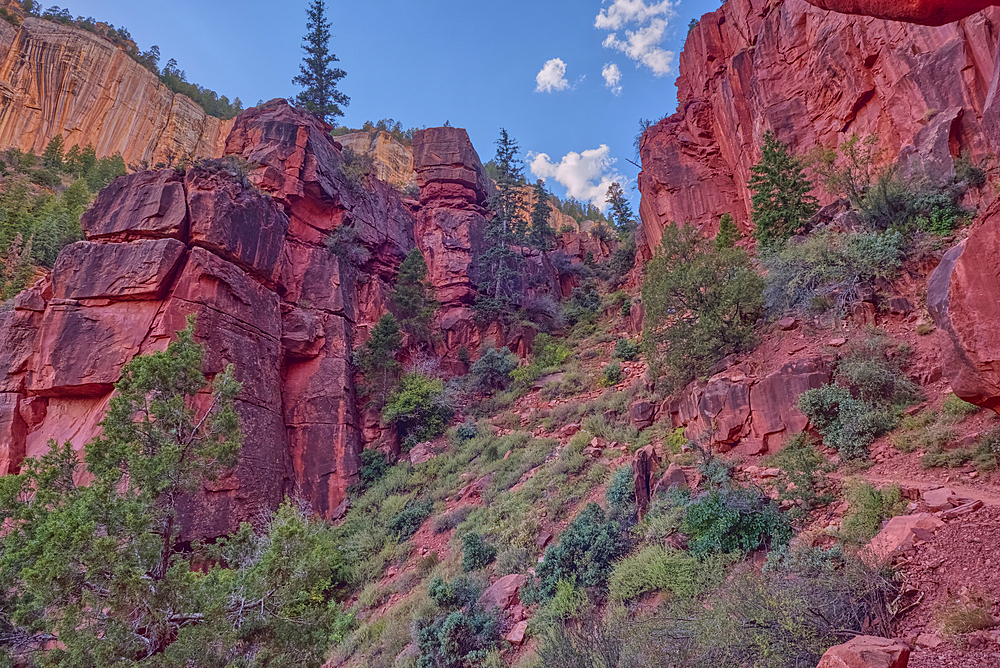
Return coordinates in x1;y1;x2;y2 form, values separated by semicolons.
0;16;232;166
0;100;608;538
637;0;1000;258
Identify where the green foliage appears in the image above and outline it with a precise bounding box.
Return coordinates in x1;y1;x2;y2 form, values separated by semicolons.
762;229;905;314
529;179;556;249
0;321;347;665
605;464;635;512
810;133;880;209
471;346;519;392
535;503;628;598
393;248;437;340
42;134;64;170
325;222;371;267
354;314;402;407
562;281;602;326
461;533;497;572
382;373;454;446
955;151;987;188
612;338;639;361
715;213;739;249
354;449;390;494
607;546;707;602
293;0;349;122
601;360;623;387
455;418;478;441
417;577;498;668
942;393;980;419
341;146;374;189
158;58;244;119
748;131;819;248
920;426;1000;472
798;334;917;460
839;480;905;544
606;181;637;234
555;196;609;225
476;129;527;323
766;434;835;523
642;223;765;391
387;499;434;540
681;486;791;558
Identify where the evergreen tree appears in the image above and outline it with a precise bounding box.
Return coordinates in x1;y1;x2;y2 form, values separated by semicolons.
715;213;740;250
748;131;818;249
475;128;526;323
42;134;64;171
355;314;403;407
392;248;437;341
292;0;349;123
529;179;555;249
606;181;637;234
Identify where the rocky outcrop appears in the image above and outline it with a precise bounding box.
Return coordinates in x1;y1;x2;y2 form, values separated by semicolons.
0;18;232;167
927;211;1000;411
637;0;1000;257
665;357;831;455
807;0;997;25
816;635;910;668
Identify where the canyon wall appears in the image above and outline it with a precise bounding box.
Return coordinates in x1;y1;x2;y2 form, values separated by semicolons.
0;17;232;167
637;0;1000;258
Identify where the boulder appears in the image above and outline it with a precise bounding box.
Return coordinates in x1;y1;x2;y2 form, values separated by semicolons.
652;464;689;497
750;358;831;452
505;620;529;646
865;513;944;563
815;635;910;668
51;239;187;301
477;574;526;612
632;445;658;516
629;400;656;429
921;487;958;512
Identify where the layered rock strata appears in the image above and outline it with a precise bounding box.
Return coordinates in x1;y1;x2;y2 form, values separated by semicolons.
0;17;232;167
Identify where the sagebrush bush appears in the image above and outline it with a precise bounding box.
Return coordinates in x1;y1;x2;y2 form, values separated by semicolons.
601;361;623;387
766;434;835;522
382;372;454;446
461;532;497;572
839;480;904;544
762;229;905;314
417;576;498;668
562;282;602;325
386;498;433;540
612;338;640;361
605;465;635;512
471;347;519;391
535;503;628;598
681;487;791;558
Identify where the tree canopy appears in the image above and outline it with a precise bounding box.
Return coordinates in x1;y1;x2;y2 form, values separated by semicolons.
293;0;349;123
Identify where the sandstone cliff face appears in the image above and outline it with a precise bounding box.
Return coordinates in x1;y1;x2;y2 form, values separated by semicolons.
0;101;603;534
0;18;232;167
337;130;417;191
637;0;1000;258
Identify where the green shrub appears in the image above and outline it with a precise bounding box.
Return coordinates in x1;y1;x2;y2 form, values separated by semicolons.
600;360;623;387
762;229;905;314
682;487;791;558
612;338;639;361
642;223;765;392
461;532;497;572
433;506;473;535
455;419;478;441
562;282;602;325
605;465;635;513
839;480;904;544
418;577;498;668
386;498;433;540
665;427;689;454
382;372;454;446
342;147;374;189
471;347;519;392
494;546;529;576
942;393;979;419
353;449;390;494
766;434;835;523
607;546;706;602
535;503;628;598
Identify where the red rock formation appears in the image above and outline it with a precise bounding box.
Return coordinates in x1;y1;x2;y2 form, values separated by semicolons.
807;0;998;25
816;635;910;668
665;357;831;455
637;0;1000;257
0;18;232;167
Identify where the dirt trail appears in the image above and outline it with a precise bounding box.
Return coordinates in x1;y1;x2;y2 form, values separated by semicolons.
830;472;1000;506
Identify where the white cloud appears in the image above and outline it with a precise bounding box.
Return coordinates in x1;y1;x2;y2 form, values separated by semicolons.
596;1;676;77
535;58;570;93
595;0;673;30
529;146;624;210
602;63;622;95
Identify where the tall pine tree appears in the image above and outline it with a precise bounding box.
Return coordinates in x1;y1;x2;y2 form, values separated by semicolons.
748;131;818;249
392;248;437;341
529;179;555;249
606;181;637;234
293;0;350;123
475;129;526;323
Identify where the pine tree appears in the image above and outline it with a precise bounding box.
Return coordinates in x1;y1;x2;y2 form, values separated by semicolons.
748;131;818;249
42;134;64;171
715;213;740;250
529;179;555;249
392;248;437;341
355;314;403;407
292;0;349;123
606;181;637;234
476;128;527;323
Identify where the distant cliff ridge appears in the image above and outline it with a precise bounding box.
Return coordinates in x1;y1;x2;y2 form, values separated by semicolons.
0;17;232;166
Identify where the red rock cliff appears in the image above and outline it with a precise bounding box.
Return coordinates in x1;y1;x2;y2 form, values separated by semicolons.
637;0;1000;258
0;17;232;166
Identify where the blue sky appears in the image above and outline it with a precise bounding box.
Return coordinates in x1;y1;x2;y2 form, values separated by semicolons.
62;0;719;210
